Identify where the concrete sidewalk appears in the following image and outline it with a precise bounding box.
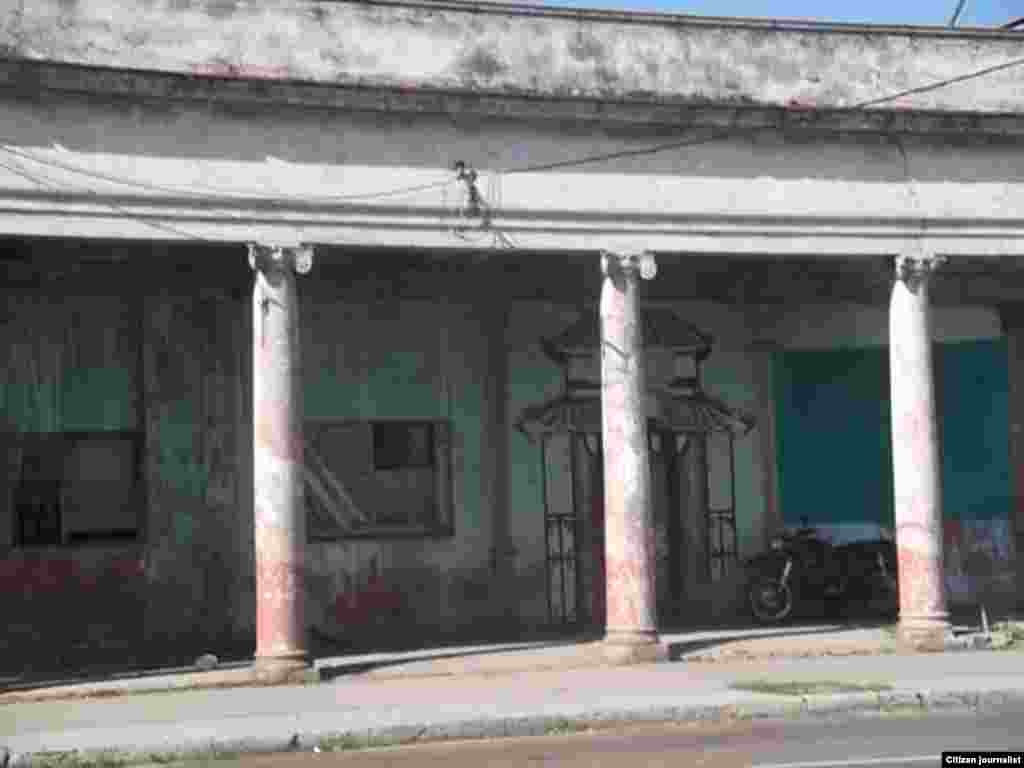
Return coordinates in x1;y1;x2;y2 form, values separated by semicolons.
3;636;1024;767
0;621;995;701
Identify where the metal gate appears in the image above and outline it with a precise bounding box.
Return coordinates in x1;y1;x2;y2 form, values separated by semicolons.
540;434;585;626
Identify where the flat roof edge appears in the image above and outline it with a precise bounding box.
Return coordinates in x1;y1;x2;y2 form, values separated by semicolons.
344;0;1024;38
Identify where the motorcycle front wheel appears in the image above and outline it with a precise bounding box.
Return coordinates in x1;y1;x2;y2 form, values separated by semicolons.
748;577;794;624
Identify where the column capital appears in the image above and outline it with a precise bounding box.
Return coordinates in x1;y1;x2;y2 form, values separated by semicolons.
248;243;314;275
600;250;658;283
748;338;783;352
894;252;945;293
999;303;1024;333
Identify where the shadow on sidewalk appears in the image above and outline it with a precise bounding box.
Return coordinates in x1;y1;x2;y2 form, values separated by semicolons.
662;621;876;661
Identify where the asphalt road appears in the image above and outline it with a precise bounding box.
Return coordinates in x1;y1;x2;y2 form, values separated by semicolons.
189;707;1024;768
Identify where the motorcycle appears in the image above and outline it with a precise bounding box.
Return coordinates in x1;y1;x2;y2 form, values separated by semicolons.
744;520;898;624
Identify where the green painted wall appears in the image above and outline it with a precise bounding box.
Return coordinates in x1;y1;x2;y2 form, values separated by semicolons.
774;339;1010;528
301;300;486;538
0;296;138;433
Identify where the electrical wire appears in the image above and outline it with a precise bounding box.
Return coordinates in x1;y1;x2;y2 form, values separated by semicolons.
848;54;1024;110
0;143;459;204
0;155;218;242
4;44;1024;203
949;0;970;28
500;128;728;175
3;42;1024;248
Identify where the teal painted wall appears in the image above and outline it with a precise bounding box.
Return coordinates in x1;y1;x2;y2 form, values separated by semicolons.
0;295;138;433
301;300;487;541
774;339;1010;528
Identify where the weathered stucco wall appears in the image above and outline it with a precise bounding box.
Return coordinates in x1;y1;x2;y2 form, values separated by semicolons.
4;0;1024;114
507;299;764;627
142;291;253;652
0;256;774;670
0;264;511;669
0;274;255;675
767;303;1015;613
298;291;504;644
6;77;1024;259
766;303;1003;349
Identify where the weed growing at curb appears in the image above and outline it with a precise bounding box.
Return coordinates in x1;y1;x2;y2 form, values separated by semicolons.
875;704;930;717
994;622;1024;650
20;748;249;768
543;718;594;736
20;751;129;768
316;734;366;752
730;680;893;696
316;733;415;753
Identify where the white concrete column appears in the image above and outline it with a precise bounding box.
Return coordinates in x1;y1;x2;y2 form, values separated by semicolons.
249;243;313;677
598;250;666;664
890;251;950;651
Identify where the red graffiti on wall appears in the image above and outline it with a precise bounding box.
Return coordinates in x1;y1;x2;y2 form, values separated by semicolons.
0;558;144;595
333;575;403;625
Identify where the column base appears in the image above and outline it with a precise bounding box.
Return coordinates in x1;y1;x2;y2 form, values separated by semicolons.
253;651;317;684
599;630;670;665
898;614;952;652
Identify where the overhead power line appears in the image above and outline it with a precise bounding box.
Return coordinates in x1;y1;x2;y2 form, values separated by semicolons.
0;156;212;242
849;54;1024;110
0;144;458;203
949;0;970;28
2;45;1024;244
6;44;1024;197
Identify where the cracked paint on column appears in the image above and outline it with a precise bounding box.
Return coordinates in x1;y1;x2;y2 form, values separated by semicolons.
890;253;949;644
252;245;308;663
600;253;657;639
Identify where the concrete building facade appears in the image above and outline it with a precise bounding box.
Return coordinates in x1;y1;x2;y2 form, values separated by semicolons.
0;0;1022;673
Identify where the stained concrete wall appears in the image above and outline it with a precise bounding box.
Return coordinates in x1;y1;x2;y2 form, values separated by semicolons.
508;300;764;627
766;303;1003;348
765;302;1015;614
0;276;254;676
0;265;770;671
4;0;1024;115
9;64;1024;262
298;289;502;644
0;259;516;673
5;264;1009;661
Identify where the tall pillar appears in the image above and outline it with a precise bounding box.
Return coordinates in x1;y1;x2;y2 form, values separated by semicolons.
890;251;950;651
750;340;783;551
998;305;1024;616
598;250;666;664
249;243;313;676
482;298;517;626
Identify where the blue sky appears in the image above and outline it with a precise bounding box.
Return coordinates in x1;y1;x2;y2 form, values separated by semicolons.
541;0;1020;27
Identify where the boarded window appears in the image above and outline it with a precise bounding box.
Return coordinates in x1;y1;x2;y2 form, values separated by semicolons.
14;431;143;547
2;293;143;549
304;420;453;538
373;422;435;470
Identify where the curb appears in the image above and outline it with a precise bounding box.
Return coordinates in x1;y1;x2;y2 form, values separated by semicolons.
6;688;1024;767
6;688;1024;765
